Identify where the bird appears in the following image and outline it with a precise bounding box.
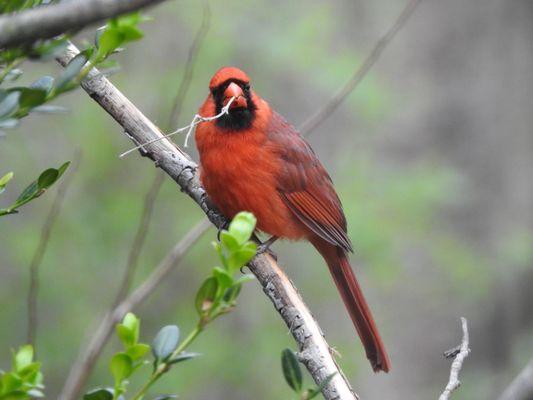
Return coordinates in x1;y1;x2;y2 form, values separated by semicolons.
195;66;391;373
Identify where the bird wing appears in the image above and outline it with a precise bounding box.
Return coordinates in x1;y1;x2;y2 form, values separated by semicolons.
268;112;353;253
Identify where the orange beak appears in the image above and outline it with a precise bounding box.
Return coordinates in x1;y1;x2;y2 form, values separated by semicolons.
223;82;247;109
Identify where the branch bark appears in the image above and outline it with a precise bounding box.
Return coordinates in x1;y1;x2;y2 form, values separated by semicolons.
57;43;358;400
439;317;471;400
498;359;533;400
0;0;167;49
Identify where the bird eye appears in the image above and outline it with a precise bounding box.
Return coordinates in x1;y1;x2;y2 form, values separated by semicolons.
244;83;251;91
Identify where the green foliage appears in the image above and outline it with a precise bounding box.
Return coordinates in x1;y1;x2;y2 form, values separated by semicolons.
0;8;147;135
109;313;151;399
0;162;70;217
0;345;44;399
196;212;257;326
281;348;335;400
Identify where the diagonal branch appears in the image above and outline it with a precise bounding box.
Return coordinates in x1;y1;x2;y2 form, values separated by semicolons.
57;43;358;400
299;0;423;136
0;0;168;49
439;317;471;400
27;149;81;348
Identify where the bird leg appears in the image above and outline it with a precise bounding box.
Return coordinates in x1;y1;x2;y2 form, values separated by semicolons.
216;220;230;241
256;236;279;255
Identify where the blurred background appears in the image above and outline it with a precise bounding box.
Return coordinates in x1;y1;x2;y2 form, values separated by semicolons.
1;0;532;398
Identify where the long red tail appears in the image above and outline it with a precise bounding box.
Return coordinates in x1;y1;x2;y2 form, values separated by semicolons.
313;239;391;373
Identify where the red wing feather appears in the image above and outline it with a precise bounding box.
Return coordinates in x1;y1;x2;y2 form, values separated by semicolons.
268;112;353;253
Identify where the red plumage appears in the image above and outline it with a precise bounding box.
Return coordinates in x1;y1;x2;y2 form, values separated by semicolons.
195;67;391;372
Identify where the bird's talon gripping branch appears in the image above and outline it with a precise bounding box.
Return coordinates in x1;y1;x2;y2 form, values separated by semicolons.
256;236;279;255
216;220;230;241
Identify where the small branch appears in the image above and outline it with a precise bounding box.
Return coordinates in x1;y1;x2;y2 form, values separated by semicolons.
57;43;358;400
439;317;471;400
498;359;533;400
299;0;423;136
58;218;210;400
26;149;81;347
0;0;167;49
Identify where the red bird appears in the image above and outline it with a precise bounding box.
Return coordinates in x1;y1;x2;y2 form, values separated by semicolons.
195;67;391;372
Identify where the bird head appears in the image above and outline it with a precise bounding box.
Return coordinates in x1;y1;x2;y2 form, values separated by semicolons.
208;67;257;130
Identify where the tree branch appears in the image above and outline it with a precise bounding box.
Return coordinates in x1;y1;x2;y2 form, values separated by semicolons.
27;149;81;348
0;0;167;49
61;11;213;397
439;317;471;400
498;359;533;400
59;218;211;400
57;43;358;400
299;0;423;136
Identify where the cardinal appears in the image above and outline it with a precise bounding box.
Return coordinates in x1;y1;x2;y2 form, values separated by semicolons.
195;67;390;372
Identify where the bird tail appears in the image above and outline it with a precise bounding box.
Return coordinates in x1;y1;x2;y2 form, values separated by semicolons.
312;239;391;373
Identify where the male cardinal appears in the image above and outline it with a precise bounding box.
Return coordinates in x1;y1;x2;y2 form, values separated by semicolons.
195;67;391;372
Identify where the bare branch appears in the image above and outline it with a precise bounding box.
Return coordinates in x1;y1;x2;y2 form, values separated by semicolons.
299;0;423;136
498;359;533;400
439;317;471;400
0;0;167;49
57;43;358;400
27;149;81;347
59;218;210;400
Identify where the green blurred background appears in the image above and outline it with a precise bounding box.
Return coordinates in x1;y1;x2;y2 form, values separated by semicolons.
1;0;532;398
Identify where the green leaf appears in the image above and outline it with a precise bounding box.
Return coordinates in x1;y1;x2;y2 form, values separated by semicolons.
126;343;150;361
222;283;241;303
228;212;257;244
220;230;240;252
83;388;114;400
14;345;33;371
121;312;140;344
27;388;45;397
55;53;87;90
167;352;201;365
15;180;39;203
109;353;133;383
56;161;70;179
213;266;233;289
227;243;257;271
0;91;20;119
152;325;179;361
95;29;123;60
116;324;135;348
9;87;47;109
18;361;41;379
30;76;54;94
0;171;14;191
281;349;303;393
37;168;59;189
0;372;23;393
152;396;177;400
195;277;218;315
305;373;337;399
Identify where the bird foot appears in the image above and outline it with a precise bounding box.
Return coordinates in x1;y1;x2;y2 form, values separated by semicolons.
216;220;230;241
256;236;278;261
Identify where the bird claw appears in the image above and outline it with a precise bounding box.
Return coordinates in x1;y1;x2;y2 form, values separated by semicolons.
216;220;230;241
444;345;462;359
256;236;278;261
